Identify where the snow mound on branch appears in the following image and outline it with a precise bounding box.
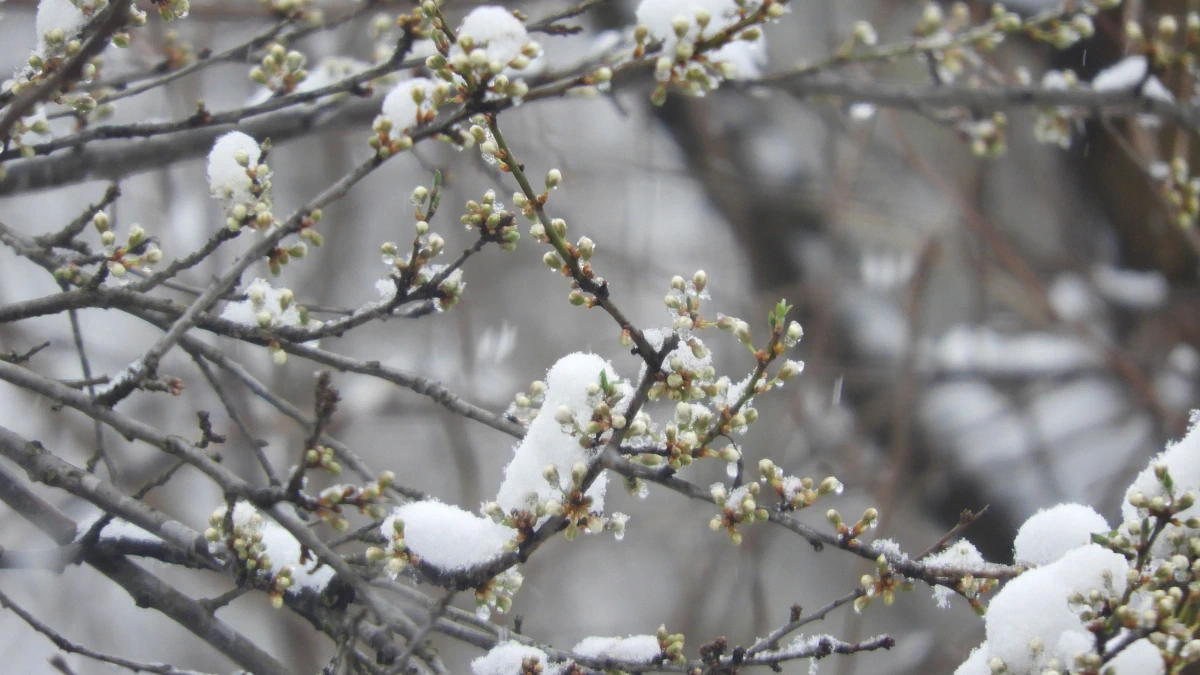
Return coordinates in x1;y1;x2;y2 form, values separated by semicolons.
207;131;261;205
220;278;321;346
923;540;984;608
495;353;623;516
383;500;514;572
1121;414;1200;557
36;0;86;45
454;6;533;67
1013;503;1110;566
379;77;435;133
635;0;767;79
215;502;335;592
982;544;1129;672
1092;56;1173;102
572;635;661;663
472;641;561;675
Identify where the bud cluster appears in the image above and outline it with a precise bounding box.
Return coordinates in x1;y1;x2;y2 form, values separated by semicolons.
260;0;322;23
371;79;450;157
506;379;547;427
249;42;308;96
377;179;468;311
656;624;687;664
759;459;843;512
94;219;163;282
219;278;323;365
473;568;524;619
826;506;880;546
223;156;275;233
303;444;343;476
1124;11;1200;72
958;113;1008;158
460;188;520;250
1029;69;1083;149
854;554;913;612
422;7;540;101
639;0;784;105
914;1;1113;85
204;505;295;608
662;270;712;334
709;482;769;545
1150;156;1200;230
312;475;392;531
554;369;629;452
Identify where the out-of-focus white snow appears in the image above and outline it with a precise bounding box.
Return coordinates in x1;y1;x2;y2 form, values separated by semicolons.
572;635;661;663
472;641;561;675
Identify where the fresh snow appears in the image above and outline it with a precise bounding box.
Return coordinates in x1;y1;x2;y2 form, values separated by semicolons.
572;635;661;663
1012;503;1110;566
382;500;515;572
207;132;262;206
472;641;561;675
495;352;624;517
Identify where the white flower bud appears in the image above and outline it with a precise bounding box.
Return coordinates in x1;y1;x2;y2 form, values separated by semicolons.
554;405;574;425
571;461;588;485
671;16;690;38
778;360;803;380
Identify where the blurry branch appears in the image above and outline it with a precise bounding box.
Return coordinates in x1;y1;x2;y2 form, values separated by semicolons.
0;423;210;556
84;0;388;108
884;113;1184;436
1;48;425;164
757;74;1200;129
0;442;296;675
0;588;221;675
527;0;613;35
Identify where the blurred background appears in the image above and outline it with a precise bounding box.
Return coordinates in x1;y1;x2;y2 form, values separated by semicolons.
1;0;1196;673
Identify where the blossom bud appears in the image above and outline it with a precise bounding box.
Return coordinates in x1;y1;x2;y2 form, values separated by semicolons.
734;320;751;344
571;461;588;485
787;321;803;342
818;477;843;495
778;360;803;380
545;169;562;189
554;405;574;425
671;16;690;38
